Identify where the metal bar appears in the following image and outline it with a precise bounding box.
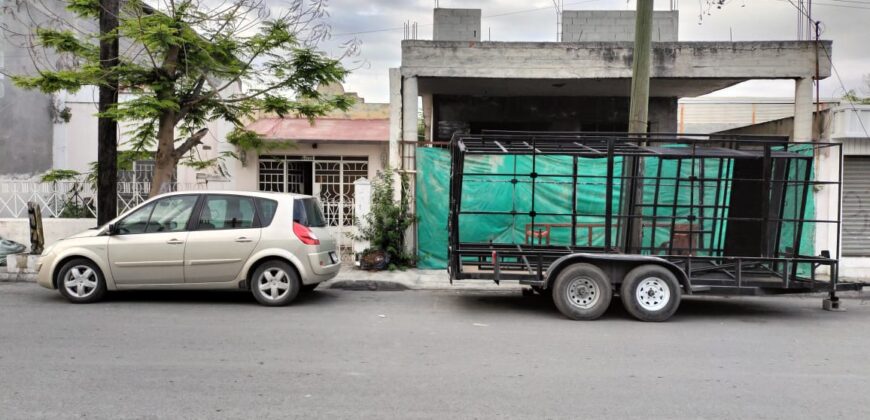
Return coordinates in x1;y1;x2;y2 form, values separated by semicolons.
648;154;664;254
772;156;791;260
791;155;812;280
760;145;772;257
571;155;578;247
710;157;725;257
530;136;538;243
605;139;615;250
689;143;697;256
668;158;683;255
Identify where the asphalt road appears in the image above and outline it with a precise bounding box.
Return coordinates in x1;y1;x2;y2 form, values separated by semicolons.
1;283;869;419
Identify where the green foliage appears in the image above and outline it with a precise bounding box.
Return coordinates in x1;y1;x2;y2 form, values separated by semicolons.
226;127;295;153
354;167;416;270
39;170;91;218
13;0;353;181
40;169;81;183
843;89;870;105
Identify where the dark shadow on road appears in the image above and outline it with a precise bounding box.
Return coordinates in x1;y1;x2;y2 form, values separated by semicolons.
40;287;341;307
444;289;830;322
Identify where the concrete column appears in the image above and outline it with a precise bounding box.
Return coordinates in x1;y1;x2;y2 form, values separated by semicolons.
401;76;419;256
402;76;419;148
421;94;433;142
388;68;402;172
793;77;814;142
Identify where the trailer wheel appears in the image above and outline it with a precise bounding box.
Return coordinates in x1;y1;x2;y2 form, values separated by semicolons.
620;264;681;322
551;263;612;320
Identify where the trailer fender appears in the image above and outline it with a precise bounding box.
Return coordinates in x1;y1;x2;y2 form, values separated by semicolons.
544;253;692;295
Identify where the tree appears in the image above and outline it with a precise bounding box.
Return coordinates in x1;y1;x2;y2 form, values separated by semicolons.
12;0;353;197
98;0;120;224
843;74;870;105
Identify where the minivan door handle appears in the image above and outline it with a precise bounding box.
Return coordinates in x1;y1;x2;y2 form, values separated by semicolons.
235;237;253;243
166;239;184;245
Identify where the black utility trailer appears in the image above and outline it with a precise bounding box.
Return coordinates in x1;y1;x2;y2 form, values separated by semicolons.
447;132;865;321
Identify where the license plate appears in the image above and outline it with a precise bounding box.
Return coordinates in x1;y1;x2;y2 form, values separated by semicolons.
329;252;339;264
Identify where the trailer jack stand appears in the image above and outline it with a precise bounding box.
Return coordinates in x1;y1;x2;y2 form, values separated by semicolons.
823;293;845;312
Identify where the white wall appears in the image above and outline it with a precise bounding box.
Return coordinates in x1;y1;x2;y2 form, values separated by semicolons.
0;218;97;248
53;86;239;185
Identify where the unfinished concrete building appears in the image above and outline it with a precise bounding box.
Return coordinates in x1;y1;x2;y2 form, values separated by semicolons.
394;7;832;259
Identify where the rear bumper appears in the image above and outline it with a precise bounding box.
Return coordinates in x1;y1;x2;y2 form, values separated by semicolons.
306;250;341;279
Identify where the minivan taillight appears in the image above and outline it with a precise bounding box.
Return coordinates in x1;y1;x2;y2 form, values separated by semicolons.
293;222;320;245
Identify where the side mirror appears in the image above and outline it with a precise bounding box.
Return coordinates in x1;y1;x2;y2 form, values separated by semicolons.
106;223;117;236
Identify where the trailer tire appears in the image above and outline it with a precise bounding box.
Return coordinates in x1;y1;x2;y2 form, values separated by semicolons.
620;264;681;322
551;263;612;320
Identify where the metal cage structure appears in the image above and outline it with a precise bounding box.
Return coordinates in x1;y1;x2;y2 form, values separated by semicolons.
447;131;865;297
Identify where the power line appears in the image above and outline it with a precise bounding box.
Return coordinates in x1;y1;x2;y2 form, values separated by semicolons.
776;0;870;10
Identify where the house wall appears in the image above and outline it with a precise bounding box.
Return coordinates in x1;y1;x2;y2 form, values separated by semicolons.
561;10;678;42
433;8;481;42
0;6;56;177
234;142;388;192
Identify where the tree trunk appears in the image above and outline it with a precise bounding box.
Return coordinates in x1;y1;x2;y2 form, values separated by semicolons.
97;0;120;224
148;113;178;197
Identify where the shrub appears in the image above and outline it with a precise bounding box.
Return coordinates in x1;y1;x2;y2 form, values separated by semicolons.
354;167;416;270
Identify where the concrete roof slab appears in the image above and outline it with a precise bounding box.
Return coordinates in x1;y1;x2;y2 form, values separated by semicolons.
401;40;831;81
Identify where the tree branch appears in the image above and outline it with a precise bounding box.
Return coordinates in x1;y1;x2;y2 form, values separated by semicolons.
173;128;209;159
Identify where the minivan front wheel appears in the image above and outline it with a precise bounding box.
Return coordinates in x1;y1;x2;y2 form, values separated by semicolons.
57;258;106;304
251;261;300;306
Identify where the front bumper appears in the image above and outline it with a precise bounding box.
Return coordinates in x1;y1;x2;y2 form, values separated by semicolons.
36;254;56;289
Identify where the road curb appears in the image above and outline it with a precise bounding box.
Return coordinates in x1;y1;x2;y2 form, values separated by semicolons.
0;272;36;283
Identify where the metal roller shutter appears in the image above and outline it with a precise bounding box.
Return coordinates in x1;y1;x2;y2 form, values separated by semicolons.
842;156;870;256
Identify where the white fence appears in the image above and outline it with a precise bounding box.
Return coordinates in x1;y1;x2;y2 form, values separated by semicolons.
0;181;205;218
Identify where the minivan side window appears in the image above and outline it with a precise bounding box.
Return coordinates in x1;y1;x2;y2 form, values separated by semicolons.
145;195;197;233
115;203;155;235
256;198;279;227
197;195;257;230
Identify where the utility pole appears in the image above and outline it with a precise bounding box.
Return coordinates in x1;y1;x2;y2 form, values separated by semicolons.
628;0;653;133
623;0;654;253
97;0;119;225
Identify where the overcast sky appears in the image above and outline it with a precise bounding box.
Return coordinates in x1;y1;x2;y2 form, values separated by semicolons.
302;0;870;103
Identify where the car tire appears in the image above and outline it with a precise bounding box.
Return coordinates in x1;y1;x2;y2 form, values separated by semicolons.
250;260;300;306
551;263;612;320
56;258;107;304
620;264;681;322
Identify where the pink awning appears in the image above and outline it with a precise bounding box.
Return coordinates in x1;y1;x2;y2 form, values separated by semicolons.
245;118;389;143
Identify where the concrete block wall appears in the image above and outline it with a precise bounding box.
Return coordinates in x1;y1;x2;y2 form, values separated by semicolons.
433;8;481;42
561;10;678;42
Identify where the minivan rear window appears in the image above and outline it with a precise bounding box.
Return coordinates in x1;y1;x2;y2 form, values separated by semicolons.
293;198;327;227
256;198;279;226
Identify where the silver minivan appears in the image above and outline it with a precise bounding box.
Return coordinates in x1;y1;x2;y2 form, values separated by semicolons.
37;191;341;306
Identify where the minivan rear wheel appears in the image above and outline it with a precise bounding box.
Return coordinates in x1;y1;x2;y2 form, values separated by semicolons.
251;261;300;306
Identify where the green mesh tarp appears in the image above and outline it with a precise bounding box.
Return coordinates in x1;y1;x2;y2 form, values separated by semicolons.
416;147;816;270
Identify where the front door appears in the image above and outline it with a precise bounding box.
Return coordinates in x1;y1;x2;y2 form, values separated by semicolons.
184;194;261;283
108;195;199;285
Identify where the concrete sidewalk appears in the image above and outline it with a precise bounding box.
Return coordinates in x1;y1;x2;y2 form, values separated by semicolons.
322;266;520;291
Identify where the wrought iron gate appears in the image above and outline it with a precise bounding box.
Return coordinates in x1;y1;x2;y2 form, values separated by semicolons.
258;155;369;260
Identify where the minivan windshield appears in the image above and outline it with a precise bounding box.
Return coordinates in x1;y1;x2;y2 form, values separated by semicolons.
293;198;327;227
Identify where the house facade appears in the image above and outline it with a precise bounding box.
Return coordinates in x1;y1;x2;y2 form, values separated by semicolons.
395;7;834;265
